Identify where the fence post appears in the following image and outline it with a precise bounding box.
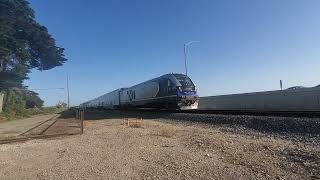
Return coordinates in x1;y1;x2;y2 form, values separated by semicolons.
81;110;84;134
75;109;78;119
0;93;4;113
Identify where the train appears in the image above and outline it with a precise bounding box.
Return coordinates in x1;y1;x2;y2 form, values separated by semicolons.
198;86;320;112
79;73;199;110
80;72;319;112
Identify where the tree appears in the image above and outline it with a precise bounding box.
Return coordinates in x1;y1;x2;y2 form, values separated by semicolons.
0;0;67;90
56;101;67;109
23;90;44;108
2;89;28;118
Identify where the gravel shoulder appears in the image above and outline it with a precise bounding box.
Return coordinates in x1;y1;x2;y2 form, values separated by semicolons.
0;113;319;180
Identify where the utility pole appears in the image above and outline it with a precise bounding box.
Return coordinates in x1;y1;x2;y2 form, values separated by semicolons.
67;75;70;108
184;41;200;76
184;44;187;76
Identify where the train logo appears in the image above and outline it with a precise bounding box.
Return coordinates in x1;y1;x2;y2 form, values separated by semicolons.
127;90;135;101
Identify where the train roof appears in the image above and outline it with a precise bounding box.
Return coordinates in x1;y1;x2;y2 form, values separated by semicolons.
79;73;193;105
286;86;306;90
126;73;188;89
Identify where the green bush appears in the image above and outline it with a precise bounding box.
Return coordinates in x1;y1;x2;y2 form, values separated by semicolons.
1;90;31;120
0;90;64;121
42;107;64;114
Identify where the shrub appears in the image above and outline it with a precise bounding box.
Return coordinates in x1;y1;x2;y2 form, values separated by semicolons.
159;125;176;137
1;90;31;120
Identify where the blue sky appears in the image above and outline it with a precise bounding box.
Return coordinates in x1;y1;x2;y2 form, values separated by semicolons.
26;0;320;106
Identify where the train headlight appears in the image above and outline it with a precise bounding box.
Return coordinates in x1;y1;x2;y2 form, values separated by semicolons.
178;86;182;92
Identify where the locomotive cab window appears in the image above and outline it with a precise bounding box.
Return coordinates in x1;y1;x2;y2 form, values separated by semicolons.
174;74;195;91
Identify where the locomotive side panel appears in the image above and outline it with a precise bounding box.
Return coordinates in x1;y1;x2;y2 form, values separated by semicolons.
120;81;160;106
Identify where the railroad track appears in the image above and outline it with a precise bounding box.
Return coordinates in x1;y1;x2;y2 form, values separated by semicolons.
79;108;320;135
0;133;78;145
181;110;320;118
18;114;60;137
0;114;78;145
94;108;320;118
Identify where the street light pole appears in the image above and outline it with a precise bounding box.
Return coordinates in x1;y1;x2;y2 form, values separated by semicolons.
183;41;200;76
184;44;187;76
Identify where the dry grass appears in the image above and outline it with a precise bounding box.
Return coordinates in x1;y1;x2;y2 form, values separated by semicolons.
159;125;176;137
126;118;144;128
83;121;94;127
1;117;319;179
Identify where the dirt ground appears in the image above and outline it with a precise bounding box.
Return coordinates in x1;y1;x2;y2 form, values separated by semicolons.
0;114;57;139
0;114;319;180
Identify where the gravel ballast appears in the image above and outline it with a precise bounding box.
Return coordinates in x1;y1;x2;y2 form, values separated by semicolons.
0;111;319;179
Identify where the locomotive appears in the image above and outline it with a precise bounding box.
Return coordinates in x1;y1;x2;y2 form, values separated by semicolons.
80;73;199;110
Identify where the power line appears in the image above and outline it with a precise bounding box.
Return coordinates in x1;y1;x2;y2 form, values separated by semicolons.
29;88;65;91
29;75;70;108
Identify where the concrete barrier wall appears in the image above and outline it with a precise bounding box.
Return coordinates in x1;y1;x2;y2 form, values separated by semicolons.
0;93;3;113
198;87;320;112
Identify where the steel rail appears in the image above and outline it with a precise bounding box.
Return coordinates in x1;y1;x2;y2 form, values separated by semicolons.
18;114;60;136
0;133;78;145
39;118;59;135
84;108;320;118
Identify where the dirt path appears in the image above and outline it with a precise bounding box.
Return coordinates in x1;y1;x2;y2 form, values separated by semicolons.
0;114;57;139
0;117;319;180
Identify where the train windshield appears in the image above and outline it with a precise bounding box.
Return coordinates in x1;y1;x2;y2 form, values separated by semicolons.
174;74;195;91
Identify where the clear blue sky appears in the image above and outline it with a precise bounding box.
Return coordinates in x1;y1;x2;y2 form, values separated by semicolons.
26;0;320;106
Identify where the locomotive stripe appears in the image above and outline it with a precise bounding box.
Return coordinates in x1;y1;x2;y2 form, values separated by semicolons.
120;95;178;103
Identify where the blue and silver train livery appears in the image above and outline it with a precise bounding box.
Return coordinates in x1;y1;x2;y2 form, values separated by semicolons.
80;73;199;110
